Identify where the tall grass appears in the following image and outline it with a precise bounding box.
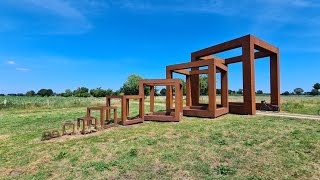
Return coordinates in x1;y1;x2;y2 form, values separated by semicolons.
0;96;105;110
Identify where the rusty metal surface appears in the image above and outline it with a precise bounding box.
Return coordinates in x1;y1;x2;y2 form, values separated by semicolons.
166;59;229;118
106;95;144;126
139;79;183;122
189;34;280;115
87;106;117;129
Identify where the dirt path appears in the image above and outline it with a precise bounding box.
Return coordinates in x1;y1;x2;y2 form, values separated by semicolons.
256;111;320;121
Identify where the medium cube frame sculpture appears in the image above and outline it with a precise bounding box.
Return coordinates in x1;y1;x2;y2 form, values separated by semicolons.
190;34;280;115
139;79;183;122
166;59;229;118
106;95;144;126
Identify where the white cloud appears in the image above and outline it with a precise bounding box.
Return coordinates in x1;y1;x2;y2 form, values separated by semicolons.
0;0;107;35
16;67;31;72
7;60;16;65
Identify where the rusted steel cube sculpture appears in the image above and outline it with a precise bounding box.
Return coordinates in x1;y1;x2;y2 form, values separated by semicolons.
190;34;280;115
77;116;98;134
62;121;75;135
87;106;117;129
106;95;144;126
167;58;228;118
139;79;183;122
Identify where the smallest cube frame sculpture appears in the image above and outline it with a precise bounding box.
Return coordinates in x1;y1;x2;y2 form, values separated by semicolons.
106;95;144;126
139;79;183;122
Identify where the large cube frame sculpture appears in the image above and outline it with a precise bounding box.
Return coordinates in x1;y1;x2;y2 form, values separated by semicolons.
190;34;280;115
166;59;228;118
139;79;183;122
106;95;144;126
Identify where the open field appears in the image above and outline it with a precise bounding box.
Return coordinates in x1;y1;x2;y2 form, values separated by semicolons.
0;103;319;179
2;95;319;115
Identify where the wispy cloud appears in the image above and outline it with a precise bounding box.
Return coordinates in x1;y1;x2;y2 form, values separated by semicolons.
0;0;106;35
16;67;31;72
7;60;16;65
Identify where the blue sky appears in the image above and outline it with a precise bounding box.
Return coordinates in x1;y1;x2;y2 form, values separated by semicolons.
1;0;320;94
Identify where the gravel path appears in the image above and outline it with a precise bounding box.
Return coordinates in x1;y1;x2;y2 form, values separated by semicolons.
256;111;320;120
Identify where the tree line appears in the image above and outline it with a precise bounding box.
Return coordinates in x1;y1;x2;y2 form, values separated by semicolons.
1;75;319;97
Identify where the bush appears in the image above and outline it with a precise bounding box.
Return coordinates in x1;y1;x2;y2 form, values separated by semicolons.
26;90;36;97
73;87;90;97
37;89;54;97
281;91;290;95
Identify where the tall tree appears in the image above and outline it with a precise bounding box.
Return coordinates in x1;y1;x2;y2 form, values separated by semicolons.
73;87;90;97
63;89;73;97
121;74;148;95
199;75;208;95
294;88;304;95
160;88;166;96
26;90;36;97
256;90;263;94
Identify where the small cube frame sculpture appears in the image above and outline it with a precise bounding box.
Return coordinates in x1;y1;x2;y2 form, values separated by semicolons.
77;116;98;134
62;121;76;135
139;79;183;122
87;106;117;129
106;95;144;126
166;58;229;118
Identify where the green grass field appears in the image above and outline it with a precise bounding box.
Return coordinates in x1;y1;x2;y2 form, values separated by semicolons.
0;98;319;179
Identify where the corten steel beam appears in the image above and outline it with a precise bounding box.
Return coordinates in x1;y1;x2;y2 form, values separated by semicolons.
225;51;273;64
139;79;183;122
270;52;280;107
191;35;246;58
186;75;191;106
242;36;256;115
173;69;190;75
221;70;228;109
106;95;144;126
166;71;173;110
208;63;216;113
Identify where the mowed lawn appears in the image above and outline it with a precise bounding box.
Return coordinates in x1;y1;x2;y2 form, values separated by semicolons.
0;104;319;179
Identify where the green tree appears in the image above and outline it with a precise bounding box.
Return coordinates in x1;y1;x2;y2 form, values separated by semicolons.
73;87;91;97
90;87;109;97
37;89;53;97
237;89;243;95
26;90;36;97
294;88;304;95
256;90;263;95
200;75;208;95
311;89;319;96
105;89;113;96
46;89;54;96
112;90;121;96
281;91;290;95
313;83;320;90
313;83;320;95
160;88;166;96
121;74;147;95
63;89;73;97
